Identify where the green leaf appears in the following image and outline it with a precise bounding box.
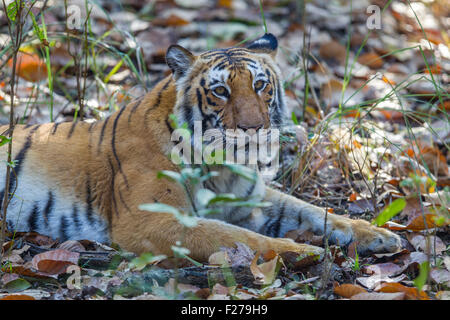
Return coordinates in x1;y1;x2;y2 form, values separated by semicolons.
224;164;257;182
207;193;237;204
196;208;221;216
0;135;12;147
171;245;190;257
29;11;45;43
4;278;31;293
195;188;216;207
139;203;197;227
414;261;429;292
291;111;299;125
373;198;406;227
7;1;18;22
139;203;181;216
157;170;184;184
129;253;167;271
219;200;272;208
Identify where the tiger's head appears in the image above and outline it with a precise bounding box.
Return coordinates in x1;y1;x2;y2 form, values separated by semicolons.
166;33;285;135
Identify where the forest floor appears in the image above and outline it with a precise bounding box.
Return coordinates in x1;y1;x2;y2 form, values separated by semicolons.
0;0;448;300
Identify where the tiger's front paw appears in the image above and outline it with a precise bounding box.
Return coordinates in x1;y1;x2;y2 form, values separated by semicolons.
330;219;402;254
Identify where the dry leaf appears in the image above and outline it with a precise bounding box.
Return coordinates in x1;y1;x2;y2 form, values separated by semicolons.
377;282;429;300
351;292;405;300
223;242;255;267
356;274;406;290
0;294;35;300
407;233;446;254
334;282;367;298
358;52;384;69
319;40;347;64
31;249;80;275
363;263;403;277
1;273;19;285
250;253;281;285
280;251;321;270
58;240;85;252
405;213;448;231
7;52;47;82
153;14;190;27
430;269;450;286
208;251;231;266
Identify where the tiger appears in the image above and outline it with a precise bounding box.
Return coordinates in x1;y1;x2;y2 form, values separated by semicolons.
0;33;401;261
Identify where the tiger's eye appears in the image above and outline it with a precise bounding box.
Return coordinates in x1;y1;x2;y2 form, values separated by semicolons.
254;80;266;91
213;86;227;96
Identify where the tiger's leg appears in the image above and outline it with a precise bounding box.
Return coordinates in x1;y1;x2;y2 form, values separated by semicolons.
113;211;324;261
109;178;324;261
245;188;401;254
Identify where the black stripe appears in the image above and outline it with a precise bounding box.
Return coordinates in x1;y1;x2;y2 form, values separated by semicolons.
67;121;78;138
43;191;54;227
265;201;286;237
7;125;40;195
127;97;144;125
107;157;119;226
111;106;129;188
72;205;81;231
85;174;94;223
273;202;286;237
245;180;257;197
97;115;111;153
165;118;174;134
144;77;172;126
88;121;96;132
28;202;40;232
118;190;131;213
51;122;61;135
206;97;217;106
60;216;69;242
196;89;203;110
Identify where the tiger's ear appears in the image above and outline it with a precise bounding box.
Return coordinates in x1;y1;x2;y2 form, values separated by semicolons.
246;33;278;59
166;45;195;80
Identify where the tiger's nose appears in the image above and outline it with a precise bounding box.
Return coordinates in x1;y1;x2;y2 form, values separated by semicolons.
237;123;264;131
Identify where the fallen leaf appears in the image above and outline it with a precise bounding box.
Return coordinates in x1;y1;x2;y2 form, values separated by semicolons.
356;274;406;290
376;282;429;300
4;278;31;293
319;40;347;64
280;251;321;270
208;251;231;266
7;52;47;82
0;294;35;300
350;292;405;300
363;263;403;277
250;252;281;285
381;221;408;231
58;240;85;252
358;52;384;69
1;263;54;278
435;291;450;300
152;13;190;27
15;231;56;247
223;242;255;267
430;268;450;286
406;212;448;231
31;249;80;275
1;273;19;285
372;249;409;259
407;233;446;254
333;282;367;298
